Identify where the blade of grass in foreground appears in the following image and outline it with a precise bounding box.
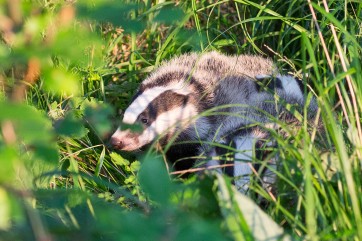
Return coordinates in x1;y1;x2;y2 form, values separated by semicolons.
215;172;291;241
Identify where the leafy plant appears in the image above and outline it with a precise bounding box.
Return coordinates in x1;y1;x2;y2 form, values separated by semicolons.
0;0;361;240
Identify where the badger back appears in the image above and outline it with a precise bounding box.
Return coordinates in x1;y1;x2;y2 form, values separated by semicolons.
201;74;318;193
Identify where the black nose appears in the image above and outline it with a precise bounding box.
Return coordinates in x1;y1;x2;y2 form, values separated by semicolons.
109;136;123;149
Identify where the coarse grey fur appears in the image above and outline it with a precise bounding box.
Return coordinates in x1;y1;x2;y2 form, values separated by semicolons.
110;51;317;180
139;51;281;142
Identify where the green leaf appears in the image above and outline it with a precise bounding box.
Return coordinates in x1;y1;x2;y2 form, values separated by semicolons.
0;102;48;124
0;188;11;230
153;4;185;24
95;146;105;177
130;161;141;172
84;102;113;137
174;215;227;241
42;67;80;96
67;190;87;208
28;156;58;189
215;173;291;241
0;102;59;163
120;122;143;133
54;112;88;139
125;175;136;184
76;1;145;33
14;115;54;144
32;143;59;164
213;39;235;47
0;146;18;183
138;153;172;205
51;26;105;68
0;43;10;62
110;152;130;166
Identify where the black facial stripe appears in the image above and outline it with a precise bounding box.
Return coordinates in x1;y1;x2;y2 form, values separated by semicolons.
136;90;191;126
189;76;205;95
295;77;306;94
255;76;283;92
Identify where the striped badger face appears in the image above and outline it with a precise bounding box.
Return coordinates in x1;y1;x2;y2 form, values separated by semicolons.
110;81;198;151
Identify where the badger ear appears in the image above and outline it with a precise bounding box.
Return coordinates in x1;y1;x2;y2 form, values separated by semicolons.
255;75;283;92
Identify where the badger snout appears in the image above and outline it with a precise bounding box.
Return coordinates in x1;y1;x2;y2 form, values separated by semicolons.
110;135;125;149
109;129;146;151
110;133;139;151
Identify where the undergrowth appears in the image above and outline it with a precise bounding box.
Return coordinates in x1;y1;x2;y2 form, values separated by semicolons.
0;0;361;240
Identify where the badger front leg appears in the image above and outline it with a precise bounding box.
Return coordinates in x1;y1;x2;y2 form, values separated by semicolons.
232;134;277;194
200;129;277;195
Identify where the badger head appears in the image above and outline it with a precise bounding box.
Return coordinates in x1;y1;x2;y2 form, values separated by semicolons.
110;81;200;152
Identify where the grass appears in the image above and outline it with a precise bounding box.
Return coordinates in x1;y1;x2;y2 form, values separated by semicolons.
0;0;361;240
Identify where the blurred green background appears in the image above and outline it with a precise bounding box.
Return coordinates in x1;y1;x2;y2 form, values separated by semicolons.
0;0;361;240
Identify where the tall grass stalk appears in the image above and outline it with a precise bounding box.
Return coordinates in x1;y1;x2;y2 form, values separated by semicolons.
1;0;362;240
307;1;362;239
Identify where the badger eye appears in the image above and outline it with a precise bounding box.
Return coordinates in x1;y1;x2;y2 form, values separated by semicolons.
141;118;148;125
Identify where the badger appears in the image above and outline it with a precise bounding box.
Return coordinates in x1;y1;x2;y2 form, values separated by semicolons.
110;51;317;192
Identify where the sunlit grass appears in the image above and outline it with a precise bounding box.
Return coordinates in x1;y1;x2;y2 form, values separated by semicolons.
0;0;361;240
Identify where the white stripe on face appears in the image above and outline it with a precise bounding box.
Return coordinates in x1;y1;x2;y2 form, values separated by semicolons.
122;82;190;124
278;75;304;101
137;104;198;147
